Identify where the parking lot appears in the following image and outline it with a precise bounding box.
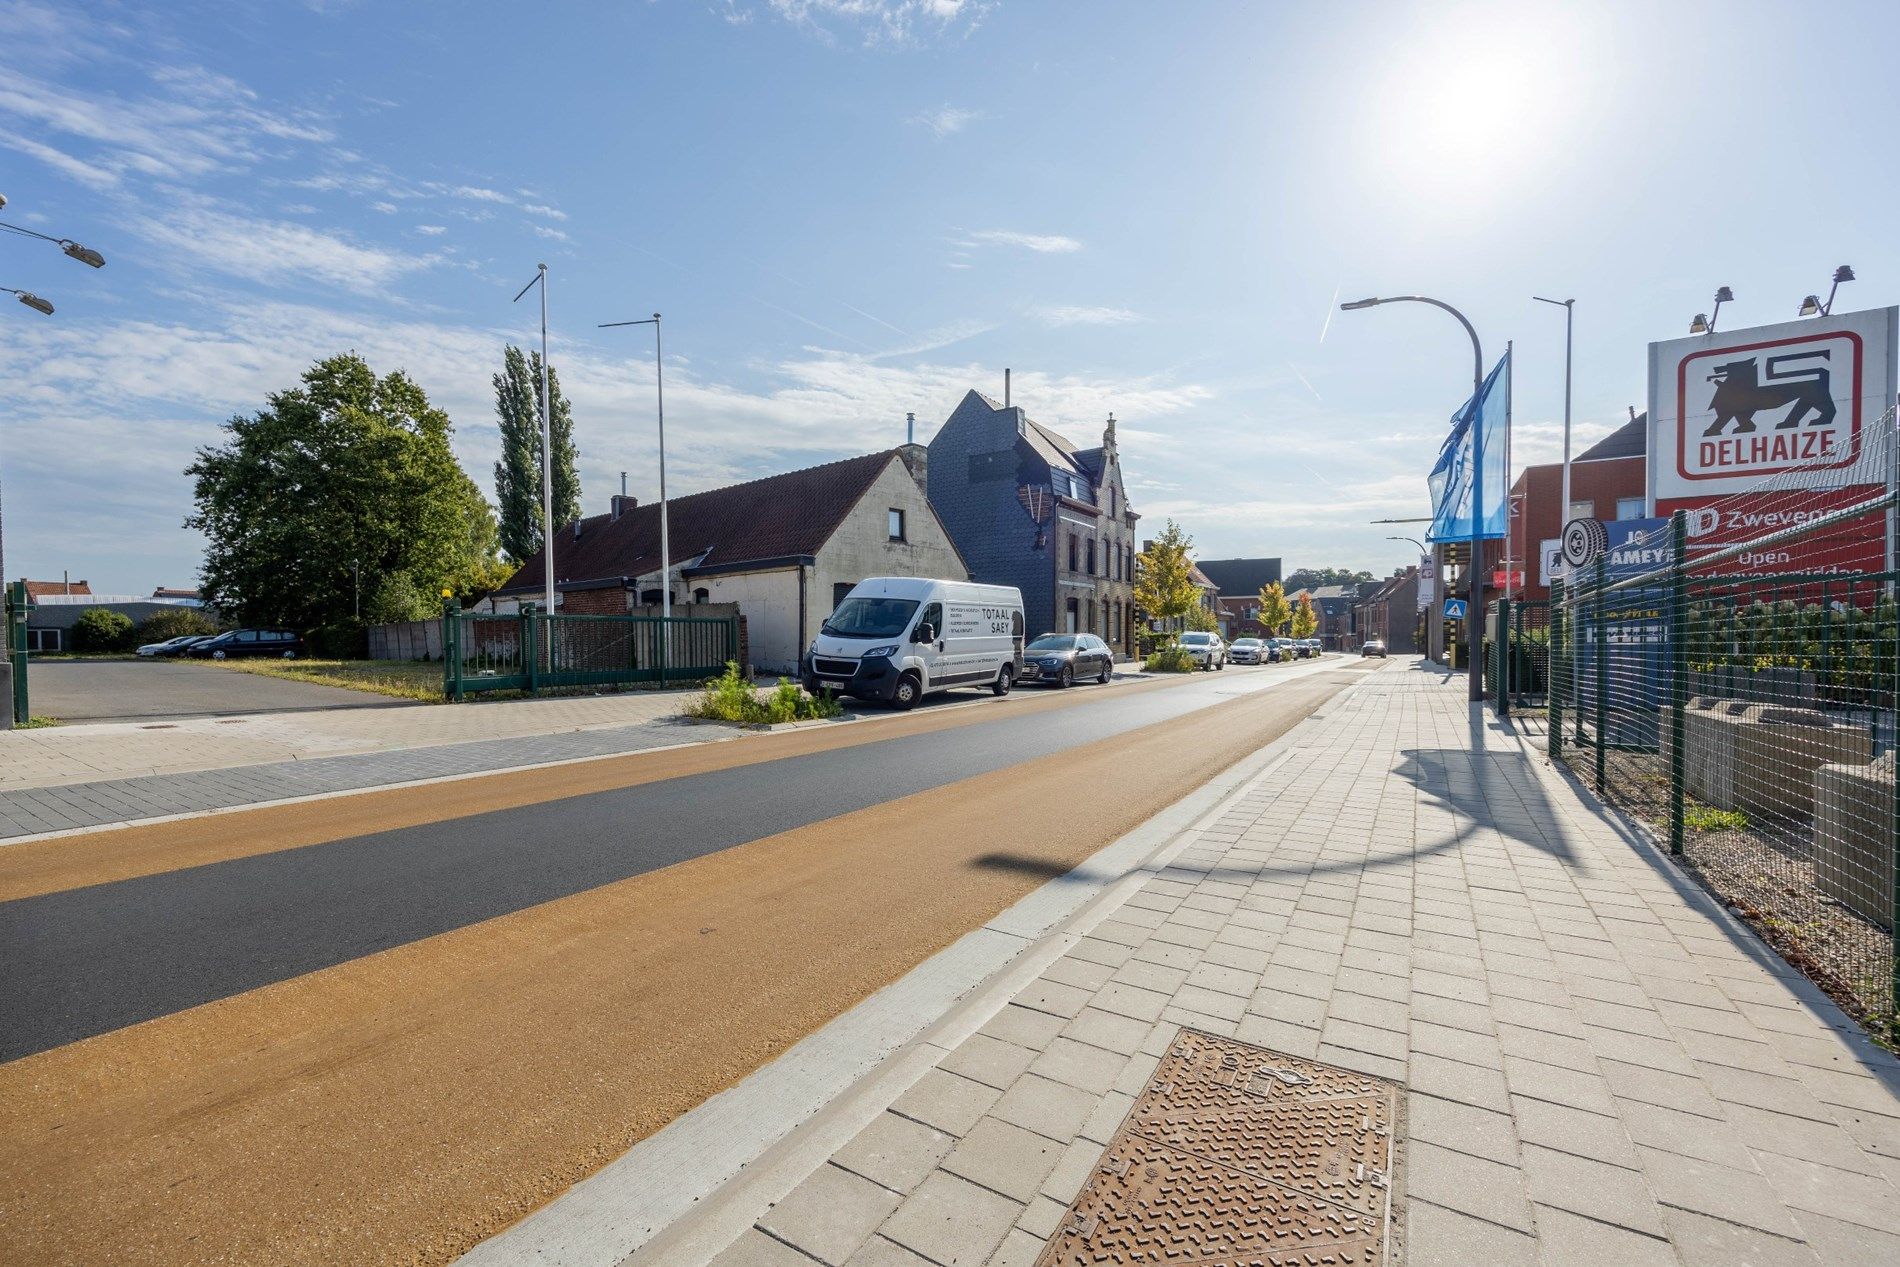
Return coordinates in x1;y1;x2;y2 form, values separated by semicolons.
30;660;398;724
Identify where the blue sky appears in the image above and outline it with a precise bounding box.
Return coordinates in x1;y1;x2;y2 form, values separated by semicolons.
4;0;1898;594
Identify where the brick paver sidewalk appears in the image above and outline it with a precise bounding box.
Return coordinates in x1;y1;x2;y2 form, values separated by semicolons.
703;663;1900;1266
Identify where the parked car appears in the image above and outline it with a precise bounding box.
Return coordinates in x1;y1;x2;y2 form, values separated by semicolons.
1271;637;1297;662
1018;632;1114;688
1361;638;1388;658
188;628;303;660
802;577;1025;708
1302;638;1324;658
1228;637;1267;665
1176;630;1226;670
137;634;213;658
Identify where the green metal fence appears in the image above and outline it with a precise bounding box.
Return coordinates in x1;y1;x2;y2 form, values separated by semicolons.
1487;598;1550;718
442;601;738;700
1548;510;1900;1040
4;580;27;725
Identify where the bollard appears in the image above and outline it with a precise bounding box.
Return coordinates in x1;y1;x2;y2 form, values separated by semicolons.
0;662;12;730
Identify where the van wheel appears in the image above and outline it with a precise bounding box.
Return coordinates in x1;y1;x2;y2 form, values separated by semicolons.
992;665;1013;696
890;673;921;710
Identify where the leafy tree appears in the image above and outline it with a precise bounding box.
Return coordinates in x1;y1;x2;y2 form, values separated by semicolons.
1284;567;1375;592
493;344;581;564
1290;592;1320;640
187;353;504;630
1257;581;1293;636
136;609;218;644
72;608;136;651
1134;520;1201;631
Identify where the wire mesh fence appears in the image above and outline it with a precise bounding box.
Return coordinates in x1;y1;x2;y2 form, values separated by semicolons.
443;604;738;698
1544;407;1899;1039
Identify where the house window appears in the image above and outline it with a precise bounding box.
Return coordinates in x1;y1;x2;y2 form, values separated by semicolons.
1068;534;1079;572
693;588;710;604
888;509;905;541
639;589;663;606
1567;499;1595;522
1615;497;1646;521
1087;538;1097;575
26;628;60;653
1065;598;1079;633
833;581;854;608
1087;599;1095;631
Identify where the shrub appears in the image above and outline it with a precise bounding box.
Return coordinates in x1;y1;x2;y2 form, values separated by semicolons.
306;622;369;659
687;662;843;724
1144;644;1197;673
135;609;218;645
71;608;136;652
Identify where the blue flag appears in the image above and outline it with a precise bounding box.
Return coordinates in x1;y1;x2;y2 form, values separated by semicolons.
1426;351;1509;543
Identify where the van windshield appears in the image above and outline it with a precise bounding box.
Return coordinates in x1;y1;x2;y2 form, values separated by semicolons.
823;597;919;640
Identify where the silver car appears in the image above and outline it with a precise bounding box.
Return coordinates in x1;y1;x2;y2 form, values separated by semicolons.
1228;637;1266;665
1176;631;1226;670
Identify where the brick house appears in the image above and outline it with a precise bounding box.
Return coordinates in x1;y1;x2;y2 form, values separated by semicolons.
1507;412;1647;602
494;448;968;673
1199;558;1284;638
925;390;1140;654
1352;567;1422;654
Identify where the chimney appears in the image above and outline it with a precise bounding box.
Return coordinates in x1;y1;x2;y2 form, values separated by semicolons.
1004;368;1011;408
898;442;929;494
63;570;70;595
1628;405;1638;422
611;493;638;519
572;518;582;542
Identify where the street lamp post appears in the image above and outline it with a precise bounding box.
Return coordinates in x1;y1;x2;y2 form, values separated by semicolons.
512;265;557;614
1342;294;1487;701
598;314;671;626
1533;297;1575;552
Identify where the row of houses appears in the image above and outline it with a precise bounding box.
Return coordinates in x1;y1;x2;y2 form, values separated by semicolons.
492;388;1146;674
8;579;205;652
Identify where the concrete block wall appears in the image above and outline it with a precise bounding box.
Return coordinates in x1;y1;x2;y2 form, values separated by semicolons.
1813;752;1895;927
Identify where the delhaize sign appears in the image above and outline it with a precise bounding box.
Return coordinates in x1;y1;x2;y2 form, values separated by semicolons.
1647;305;1898;575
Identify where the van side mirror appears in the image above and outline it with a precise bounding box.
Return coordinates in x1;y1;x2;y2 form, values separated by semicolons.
915;623;937;644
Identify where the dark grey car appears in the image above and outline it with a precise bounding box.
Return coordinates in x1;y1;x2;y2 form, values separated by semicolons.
1018;633;1114;688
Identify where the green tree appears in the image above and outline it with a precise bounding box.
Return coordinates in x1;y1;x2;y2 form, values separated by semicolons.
1257;581;1293;636
72;608;135;652
1290;592;1320;640
187;353;503;630
493;344;581;565
1134;520;1201;631
136;609;218;644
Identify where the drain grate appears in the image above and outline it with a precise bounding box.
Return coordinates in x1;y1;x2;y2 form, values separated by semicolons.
1034;1028;1400;1266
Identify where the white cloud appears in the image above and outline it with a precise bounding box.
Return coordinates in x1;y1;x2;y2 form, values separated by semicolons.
370;200;397;213
523;203;568;220
1032;305;1142;327
963;229;1083;254
531;224;569;241
416;224;448;235
755;0;992;46
134;202;440;293
914;105;978;137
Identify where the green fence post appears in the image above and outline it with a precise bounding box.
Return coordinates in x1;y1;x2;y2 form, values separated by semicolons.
1550;578;1565;758
728;615;739;676
1890;571;1900;1044
522;603;540;695
442;595;461;701
8;579;27;725
1593;554;1608;796
1496;597;1512;718
1668;512;1687;857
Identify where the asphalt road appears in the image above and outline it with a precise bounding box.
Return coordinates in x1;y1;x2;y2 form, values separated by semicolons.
31;658;395;722
5;663;1336;1058
0;657;1373;1266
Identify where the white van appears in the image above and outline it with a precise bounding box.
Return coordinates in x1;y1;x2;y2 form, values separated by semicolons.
802;577;1025;709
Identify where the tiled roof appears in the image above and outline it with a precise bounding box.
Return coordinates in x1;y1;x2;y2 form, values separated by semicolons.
1189;563;1218;591
1193;558;1283;596
1577;414;1646;463
21;578;91;599
499;451;903;595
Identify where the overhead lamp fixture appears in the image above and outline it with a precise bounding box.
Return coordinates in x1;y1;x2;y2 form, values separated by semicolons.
1692;286;1733;335
1799;295;1822;317
3;287;54;315
1820;264;1854;316
60;240;105;269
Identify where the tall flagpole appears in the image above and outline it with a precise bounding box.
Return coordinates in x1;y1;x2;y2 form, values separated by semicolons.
512;264;556;614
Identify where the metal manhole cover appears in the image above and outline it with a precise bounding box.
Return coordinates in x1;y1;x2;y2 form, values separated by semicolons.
1034;1029;1401;1266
